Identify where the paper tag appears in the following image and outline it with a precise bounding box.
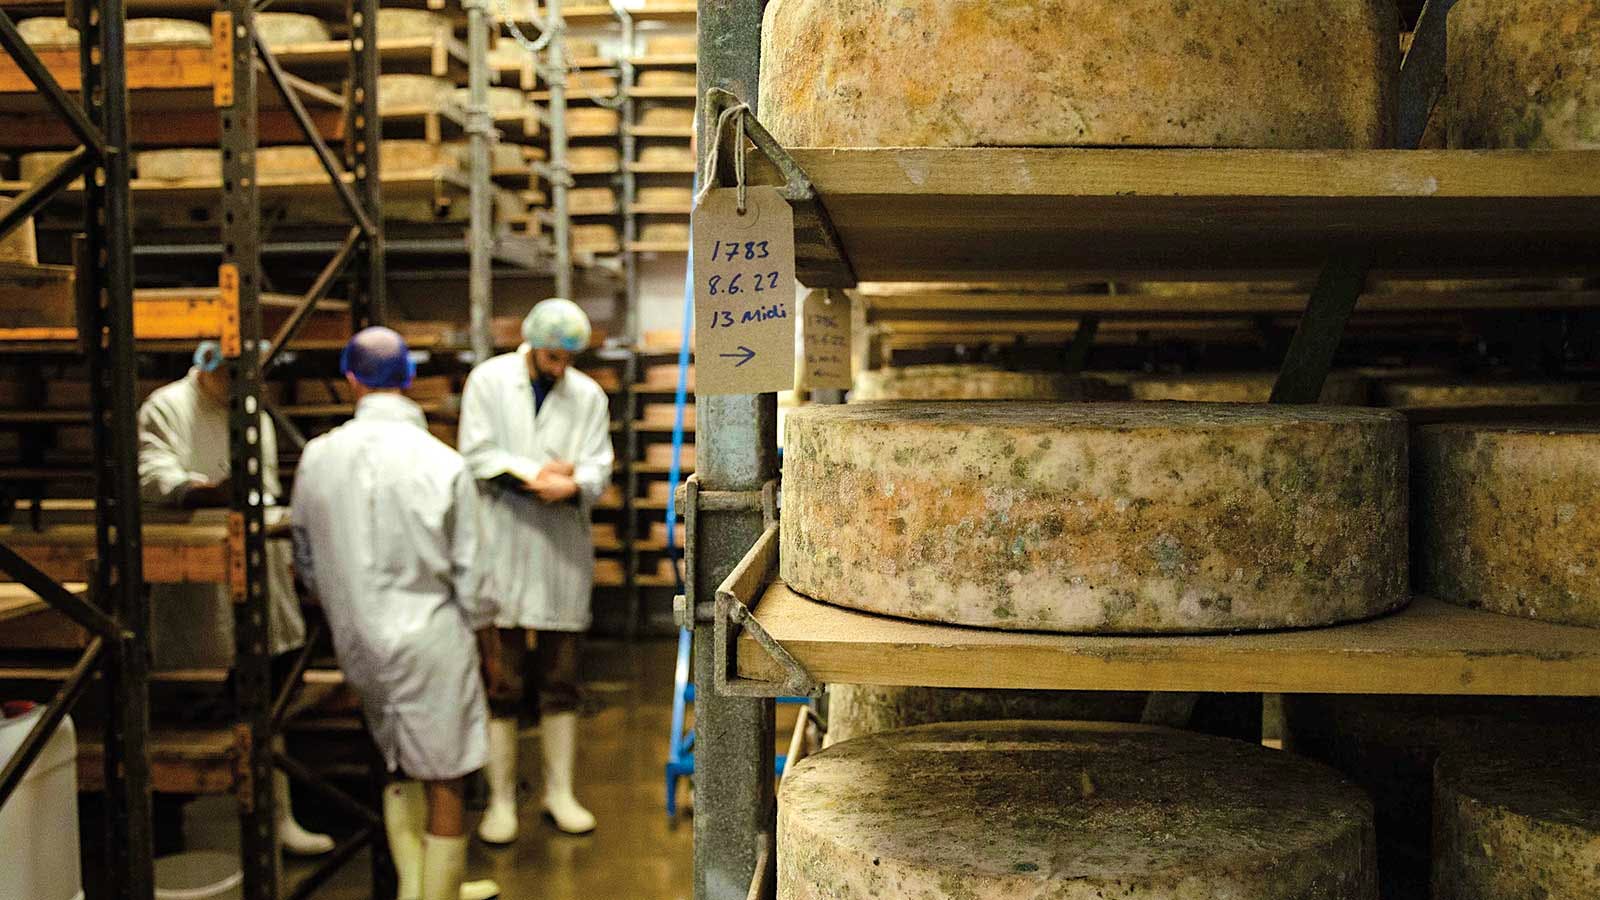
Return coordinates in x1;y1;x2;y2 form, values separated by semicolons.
797;290;852;391
693;187;796;395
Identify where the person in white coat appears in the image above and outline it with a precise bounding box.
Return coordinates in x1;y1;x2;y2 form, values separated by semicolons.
292;328;502;900
458;298;614;841
137;340;334;857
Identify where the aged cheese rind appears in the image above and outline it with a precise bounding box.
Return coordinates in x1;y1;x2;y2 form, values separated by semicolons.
825;684;1145;744
1415;424;1600;628
254;12;330;46
1285;694;1600;900
781;402;1408;633
15;17;74;44
1377;379;1598;408
779;721;1377;900
1447;0;1599;149
375;8;446;39
759;0;1399;149
138;149;220;181
853;365;1110;402
1128;372;1368;405
1434;745;1600;899
452;87;527;114
377;75;453;112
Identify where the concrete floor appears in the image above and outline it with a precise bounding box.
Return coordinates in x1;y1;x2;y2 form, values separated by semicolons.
184;638;728;899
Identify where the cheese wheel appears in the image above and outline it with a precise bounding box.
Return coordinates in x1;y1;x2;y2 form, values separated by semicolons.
780;721;1378;900
1434;745;1600;898
639;222;688;244
644;34;696;55
1376;379;1599;408
567;71;618;95
639;106;695;129
137;148;219;181
451;86;527;115
15;17;74;45
255;146;320;177
564;38;599;59
391;140;458;173
825;684;1145;744
127;18;212;45
378;75;453;112
571;223;619;251
760;0;1399;149
1447;0;1599;149
1285;694;1600;900
636;185;692;207
639;144;694;166
1415;423;1600;628
637;69;695;89
781;402;1408;633
0;200;36;266
568;187;617;214
254;12;330;47
375;8;446;39
852;365;1103;402
568;146;620;169
567;107;620;133
18;151;77;185
1128;372;1369;405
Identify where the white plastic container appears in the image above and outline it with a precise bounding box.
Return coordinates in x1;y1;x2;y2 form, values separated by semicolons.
154;851;243;900
0;703;84;900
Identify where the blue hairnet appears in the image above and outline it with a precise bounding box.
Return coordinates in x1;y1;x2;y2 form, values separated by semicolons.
521;298;591;352
340;327;415;389
193;339;270;373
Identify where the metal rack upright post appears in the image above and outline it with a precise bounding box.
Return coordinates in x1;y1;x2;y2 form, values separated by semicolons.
0;2;153;898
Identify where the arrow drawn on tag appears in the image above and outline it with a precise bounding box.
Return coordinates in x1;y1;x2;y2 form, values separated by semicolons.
718;346;757;367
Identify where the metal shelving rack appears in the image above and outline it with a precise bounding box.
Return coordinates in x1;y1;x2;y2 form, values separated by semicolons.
690;1;1600;898
0;2;153;897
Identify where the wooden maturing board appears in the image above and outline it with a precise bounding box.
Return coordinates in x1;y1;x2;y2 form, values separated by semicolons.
737;584;1600;697
860;288;1600;318
748;148;1600;283
76;727;237;795
0;523;231;584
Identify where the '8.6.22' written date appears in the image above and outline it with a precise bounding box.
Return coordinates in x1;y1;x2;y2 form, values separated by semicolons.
705;240;787;329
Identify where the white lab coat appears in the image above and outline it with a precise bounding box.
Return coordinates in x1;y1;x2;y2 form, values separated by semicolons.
458;347;614;631
291;393;497;781
137;370;305;667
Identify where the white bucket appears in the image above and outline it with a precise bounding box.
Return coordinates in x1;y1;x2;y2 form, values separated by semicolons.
0;703;84;900
153;851;244;900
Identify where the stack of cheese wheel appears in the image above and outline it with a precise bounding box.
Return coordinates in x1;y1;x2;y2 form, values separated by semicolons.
1284;694;1600;899
377;75;453;113
782;403;1408;633
1414;422;1600;628
780;721;1378;899
852;364;1110;402
1376;379;1599;408
375;8;445;39
759;0;1398;149
1448;0;1598;149
138;149;220;181
1128;371;1369;404
1434;743;1600;898
254;12;329;47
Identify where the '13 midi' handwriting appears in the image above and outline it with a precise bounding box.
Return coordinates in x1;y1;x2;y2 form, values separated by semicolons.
707;303;789;329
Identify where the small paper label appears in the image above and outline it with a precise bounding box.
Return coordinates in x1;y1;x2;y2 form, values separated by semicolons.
797;290;852;391
693;186;797;395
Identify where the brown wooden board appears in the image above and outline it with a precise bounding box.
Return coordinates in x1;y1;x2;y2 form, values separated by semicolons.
77;727;237;794
738;584;1600;697
0;523;230;584
748;148;1600;283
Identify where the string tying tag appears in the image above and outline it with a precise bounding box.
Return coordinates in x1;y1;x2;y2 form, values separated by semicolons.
694;101;750;215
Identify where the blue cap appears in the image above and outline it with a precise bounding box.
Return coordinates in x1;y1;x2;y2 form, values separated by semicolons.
340;327;415;389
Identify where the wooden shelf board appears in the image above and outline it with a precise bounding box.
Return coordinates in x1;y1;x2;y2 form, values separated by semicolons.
272;34;474;81
1;169;465;204
628;203;692;215
0;522;230;584
738;585;1600;696
627;126;693;139
77;727;237;795
626;86;697;99
628;3;696;23
628;53;696;67
627;162;695;174
747;147;1600;284
0;42;212;94
626;240;689;253
861;287;1600;318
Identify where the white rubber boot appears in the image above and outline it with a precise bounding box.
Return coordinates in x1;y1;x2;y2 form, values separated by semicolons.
476;717;520;845
383;781;427;900
420;835;466;900
274;740;335;857
539;712;596;834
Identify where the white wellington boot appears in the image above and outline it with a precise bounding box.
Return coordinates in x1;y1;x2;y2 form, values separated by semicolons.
383;781;427;900
539;712;596;835
421;834;501;900
477;717;520;845
274;740;335;857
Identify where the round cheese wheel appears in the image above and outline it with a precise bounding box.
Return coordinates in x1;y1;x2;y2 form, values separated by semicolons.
452;86;527;114
637;69;695;88
1128;372;1369;405
255;146;321;177
389;140;456;173
780;721;1378;899
19;150;74;184
639;222;689;243
1376;379;1598;408
760;0;1399;149
639;144;694;166
568;146;620;169
852;365;1107;402
571;223;619;250
1285;694;1600;899
568;71;618;95
824;684;1145;744
16;17;74;45
137;148;219;181
636;185;692;206
375;8;446;39
639;106;695;129
567;107;620;132
567;187;616;214
781;402;1408;633
1415;423;1600;628
254;12;330;47
378;75;453;112
563;37;599;58
126;18;212;46
1447;0;1599;149
1435;744;1600;898
645;34;696;55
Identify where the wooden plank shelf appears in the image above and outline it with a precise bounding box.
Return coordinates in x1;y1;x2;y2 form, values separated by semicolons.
628;202;691;215
627;161;695;174
627;2;696;23
272;33;476;82
627;125;692;139
625;240;689;253
859;287;1600;318
0;522;231;584
628;53;696;67
737;585;1600;697
748;148;1600;284
626;86;697;99
77;727;237;795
